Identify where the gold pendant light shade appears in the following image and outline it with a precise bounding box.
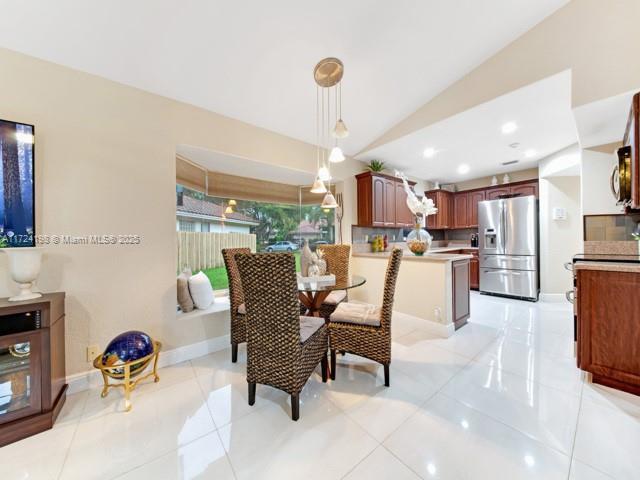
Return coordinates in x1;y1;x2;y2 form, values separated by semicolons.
333;119;349;139
313;58;344;87
310;177;327;194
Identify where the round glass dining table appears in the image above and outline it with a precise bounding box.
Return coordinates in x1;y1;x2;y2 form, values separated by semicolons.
297;275;366;317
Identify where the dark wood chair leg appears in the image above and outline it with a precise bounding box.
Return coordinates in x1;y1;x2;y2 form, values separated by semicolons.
291;394;300;421
231;343;238;363
384;364;390;387
330;349;337;380
248;382;256;406
321;352;328;383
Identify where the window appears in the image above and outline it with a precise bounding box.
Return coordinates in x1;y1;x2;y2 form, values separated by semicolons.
178;220;195;232
176;184;335;291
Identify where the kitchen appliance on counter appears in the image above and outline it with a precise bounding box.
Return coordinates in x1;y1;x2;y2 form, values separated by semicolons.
478;195;539;301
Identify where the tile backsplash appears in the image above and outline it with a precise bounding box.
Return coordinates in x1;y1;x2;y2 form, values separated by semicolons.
584;214;640;241
351;225;445;244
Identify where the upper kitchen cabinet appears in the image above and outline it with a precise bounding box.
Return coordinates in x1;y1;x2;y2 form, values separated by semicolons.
424;189;453;229
356;171;415;228
453;192;469;228
485;186;510;200
486;180;538;200
625;93;639;210
467;190;485;227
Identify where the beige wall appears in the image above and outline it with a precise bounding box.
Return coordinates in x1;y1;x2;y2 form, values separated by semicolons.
0;47;364;375
452;167;539;191
363;0;640;153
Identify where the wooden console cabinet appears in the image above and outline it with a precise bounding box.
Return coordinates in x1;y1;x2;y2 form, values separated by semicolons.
0;292;66;446
577;269;640;396
356;172;416;228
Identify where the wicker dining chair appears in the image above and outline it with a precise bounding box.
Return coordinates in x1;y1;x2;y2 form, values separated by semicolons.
328;248;403;387
222;247;251;363
317;244;351;320
235;252;329;421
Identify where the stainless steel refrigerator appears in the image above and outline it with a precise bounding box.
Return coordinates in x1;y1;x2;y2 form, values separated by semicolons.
478;195;539;301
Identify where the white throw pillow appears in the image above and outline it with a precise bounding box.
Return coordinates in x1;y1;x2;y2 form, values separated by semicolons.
188;271;214;309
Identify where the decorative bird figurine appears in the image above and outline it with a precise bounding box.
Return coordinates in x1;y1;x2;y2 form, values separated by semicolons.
395;170;438;217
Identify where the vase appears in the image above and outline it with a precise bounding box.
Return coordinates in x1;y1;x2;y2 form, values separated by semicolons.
2;247;44;301
406;224;432;256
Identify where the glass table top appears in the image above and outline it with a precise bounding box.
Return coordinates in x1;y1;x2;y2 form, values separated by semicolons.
297;275;366;293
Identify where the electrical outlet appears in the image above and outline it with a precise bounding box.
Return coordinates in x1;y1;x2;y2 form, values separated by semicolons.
87;344;100;362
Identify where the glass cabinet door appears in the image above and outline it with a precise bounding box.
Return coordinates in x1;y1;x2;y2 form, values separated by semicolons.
0;331;41;424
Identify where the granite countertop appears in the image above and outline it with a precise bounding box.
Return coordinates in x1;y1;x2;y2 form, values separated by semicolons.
353;246;474;263
573;251;640;273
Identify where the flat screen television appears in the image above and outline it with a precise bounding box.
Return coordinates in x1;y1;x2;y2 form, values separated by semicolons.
0;119;35;247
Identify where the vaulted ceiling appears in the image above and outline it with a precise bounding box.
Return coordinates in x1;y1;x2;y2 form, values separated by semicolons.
0;0;569;155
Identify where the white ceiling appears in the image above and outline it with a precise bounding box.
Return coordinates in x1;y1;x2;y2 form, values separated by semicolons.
573;89;638;149
177;145;315;186
0;0;568;155
357;70;578;183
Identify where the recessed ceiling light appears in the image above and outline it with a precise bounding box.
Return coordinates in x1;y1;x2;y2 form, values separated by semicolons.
524;149;536;158
508;142;520;149
457;164;470;174
423;147;436;158
501;122;518;134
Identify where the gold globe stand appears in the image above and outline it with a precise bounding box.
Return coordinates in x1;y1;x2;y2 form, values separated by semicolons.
92;340;161;412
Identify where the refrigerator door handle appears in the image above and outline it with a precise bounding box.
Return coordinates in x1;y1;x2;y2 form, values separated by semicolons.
501;202;507;252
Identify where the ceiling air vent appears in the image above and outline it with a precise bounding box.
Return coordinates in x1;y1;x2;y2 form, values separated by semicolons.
501;160;519;166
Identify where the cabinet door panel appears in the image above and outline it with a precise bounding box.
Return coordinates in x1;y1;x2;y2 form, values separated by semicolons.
0;331;42;425
510;182;538;198
452;260;470;329
395;183;413;227
486;187;510;200
453;193;468;228
467;191;485;227
372;177;385;226
384;180;396;226
578;269;640;394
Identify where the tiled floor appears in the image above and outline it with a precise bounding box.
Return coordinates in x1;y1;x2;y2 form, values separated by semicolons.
3;292;639;479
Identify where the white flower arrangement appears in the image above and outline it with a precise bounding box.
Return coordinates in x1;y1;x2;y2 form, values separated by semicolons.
395;171;438;217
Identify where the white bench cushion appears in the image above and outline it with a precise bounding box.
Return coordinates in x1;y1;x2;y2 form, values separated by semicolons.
300;316;325;343
330;302;381;327
322;290;347;305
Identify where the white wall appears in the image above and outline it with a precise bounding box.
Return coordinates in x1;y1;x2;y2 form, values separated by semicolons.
580;149;624;215
538;146;582;296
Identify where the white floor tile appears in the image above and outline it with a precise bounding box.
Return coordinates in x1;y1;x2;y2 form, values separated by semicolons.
393;333;472;391
582;381;640;418
384;393;571;479
442;361;581;454
338;363;436;441
475;335;584;395
398;322;500;359
113;431;235;480
573;398;640;479
56;390;89;426
343;446;420;480
60;379;216;480
0;423;77;480
218;399;377;480
569;459;614;479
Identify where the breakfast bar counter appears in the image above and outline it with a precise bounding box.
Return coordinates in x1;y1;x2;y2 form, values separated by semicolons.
350;246;474;337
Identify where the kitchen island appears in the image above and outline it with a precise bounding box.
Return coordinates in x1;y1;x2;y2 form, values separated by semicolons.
350;246;474;337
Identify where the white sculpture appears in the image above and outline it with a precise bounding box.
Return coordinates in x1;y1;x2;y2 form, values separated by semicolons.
396;171;438;218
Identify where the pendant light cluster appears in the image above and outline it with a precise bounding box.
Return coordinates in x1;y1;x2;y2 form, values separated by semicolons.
310;57;349;208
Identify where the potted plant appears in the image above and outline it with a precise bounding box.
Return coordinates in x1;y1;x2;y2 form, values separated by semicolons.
366;160;385;173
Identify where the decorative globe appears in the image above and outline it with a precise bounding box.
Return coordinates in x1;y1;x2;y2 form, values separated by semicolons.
101;331;154;377
406;224;432;256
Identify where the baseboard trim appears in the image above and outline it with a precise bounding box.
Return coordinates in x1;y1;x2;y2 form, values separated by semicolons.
540;293;567;303
66;334;231;394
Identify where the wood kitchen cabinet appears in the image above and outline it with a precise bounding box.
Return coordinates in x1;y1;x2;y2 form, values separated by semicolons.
453;192;468;228
624;92;639;210
577;268;640;396
485;186;510;200
467;190;485;227
395;181;415;227
452;259;470;329
510;181;538;198
464;249;480;290
424;190;453;229
356;172;415;228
